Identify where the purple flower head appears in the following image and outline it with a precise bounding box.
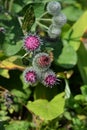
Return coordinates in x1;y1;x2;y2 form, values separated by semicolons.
23;67;38;85
42;70;57;88
23;34;42;51
32;52;51;71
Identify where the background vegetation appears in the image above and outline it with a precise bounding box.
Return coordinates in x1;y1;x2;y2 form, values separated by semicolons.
0;0;87;130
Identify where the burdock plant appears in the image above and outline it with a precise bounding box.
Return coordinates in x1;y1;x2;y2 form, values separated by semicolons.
22;1;67;87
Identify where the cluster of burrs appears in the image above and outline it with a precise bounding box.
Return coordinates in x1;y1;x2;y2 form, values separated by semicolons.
22;1;66;88
23;33;59;88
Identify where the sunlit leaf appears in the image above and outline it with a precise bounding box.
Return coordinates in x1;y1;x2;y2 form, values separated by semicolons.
0;56;24;70
27;92;65;120
64;11;87;50
0;69;9;78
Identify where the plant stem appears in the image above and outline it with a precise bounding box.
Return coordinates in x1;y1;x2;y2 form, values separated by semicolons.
36;21;49;30
39;11;48;18
37;18;52;22
22;52;30;59
65;79;71;99
18;17;23;27
4;0;8;10
8;0;14;12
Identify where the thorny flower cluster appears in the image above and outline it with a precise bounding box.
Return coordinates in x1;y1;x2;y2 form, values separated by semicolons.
23;1;67;88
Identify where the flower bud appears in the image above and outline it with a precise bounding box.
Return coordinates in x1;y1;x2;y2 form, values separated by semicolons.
52;13;67;27
47;1;61;16
48;24;61;39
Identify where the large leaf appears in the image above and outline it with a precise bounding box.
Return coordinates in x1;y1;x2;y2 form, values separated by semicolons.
27;92;65;121
64;11;87;50
57;41;77;68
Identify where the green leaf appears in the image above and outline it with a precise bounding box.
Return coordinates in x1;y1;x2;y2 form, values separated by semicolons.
5;121;30;130
81;85;87;95
33;3;44;18
27;92;65;121
0;69;9;78
12;3;22;13
0;14;12;21
74;95;85;101
0;110;10;121
57;41;77;68
62;0;77;4
62;6;83;21
0;56;24;70
3;40;22;56
11;88;31;103
64;11;87;50
77;43;87;84
22;5;35;32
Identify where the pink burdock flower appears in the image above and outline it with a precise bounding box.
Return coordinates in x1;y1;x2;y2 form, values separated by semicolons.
32;52;51;71
23;67;38;85
42;70;58;88
23;34;42;51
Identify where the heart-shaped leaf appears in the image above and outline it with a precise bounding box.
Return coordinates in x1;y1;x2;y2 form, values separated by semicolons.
27;92;65;121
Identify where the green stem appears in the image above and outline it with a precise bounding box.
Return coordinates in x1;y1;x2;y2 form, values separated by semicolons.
8;0;14;12
39;11;48;18
4;0;8;10
37;18;52;22
22;52;30;59
18;17;23;27
36;21;49;30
